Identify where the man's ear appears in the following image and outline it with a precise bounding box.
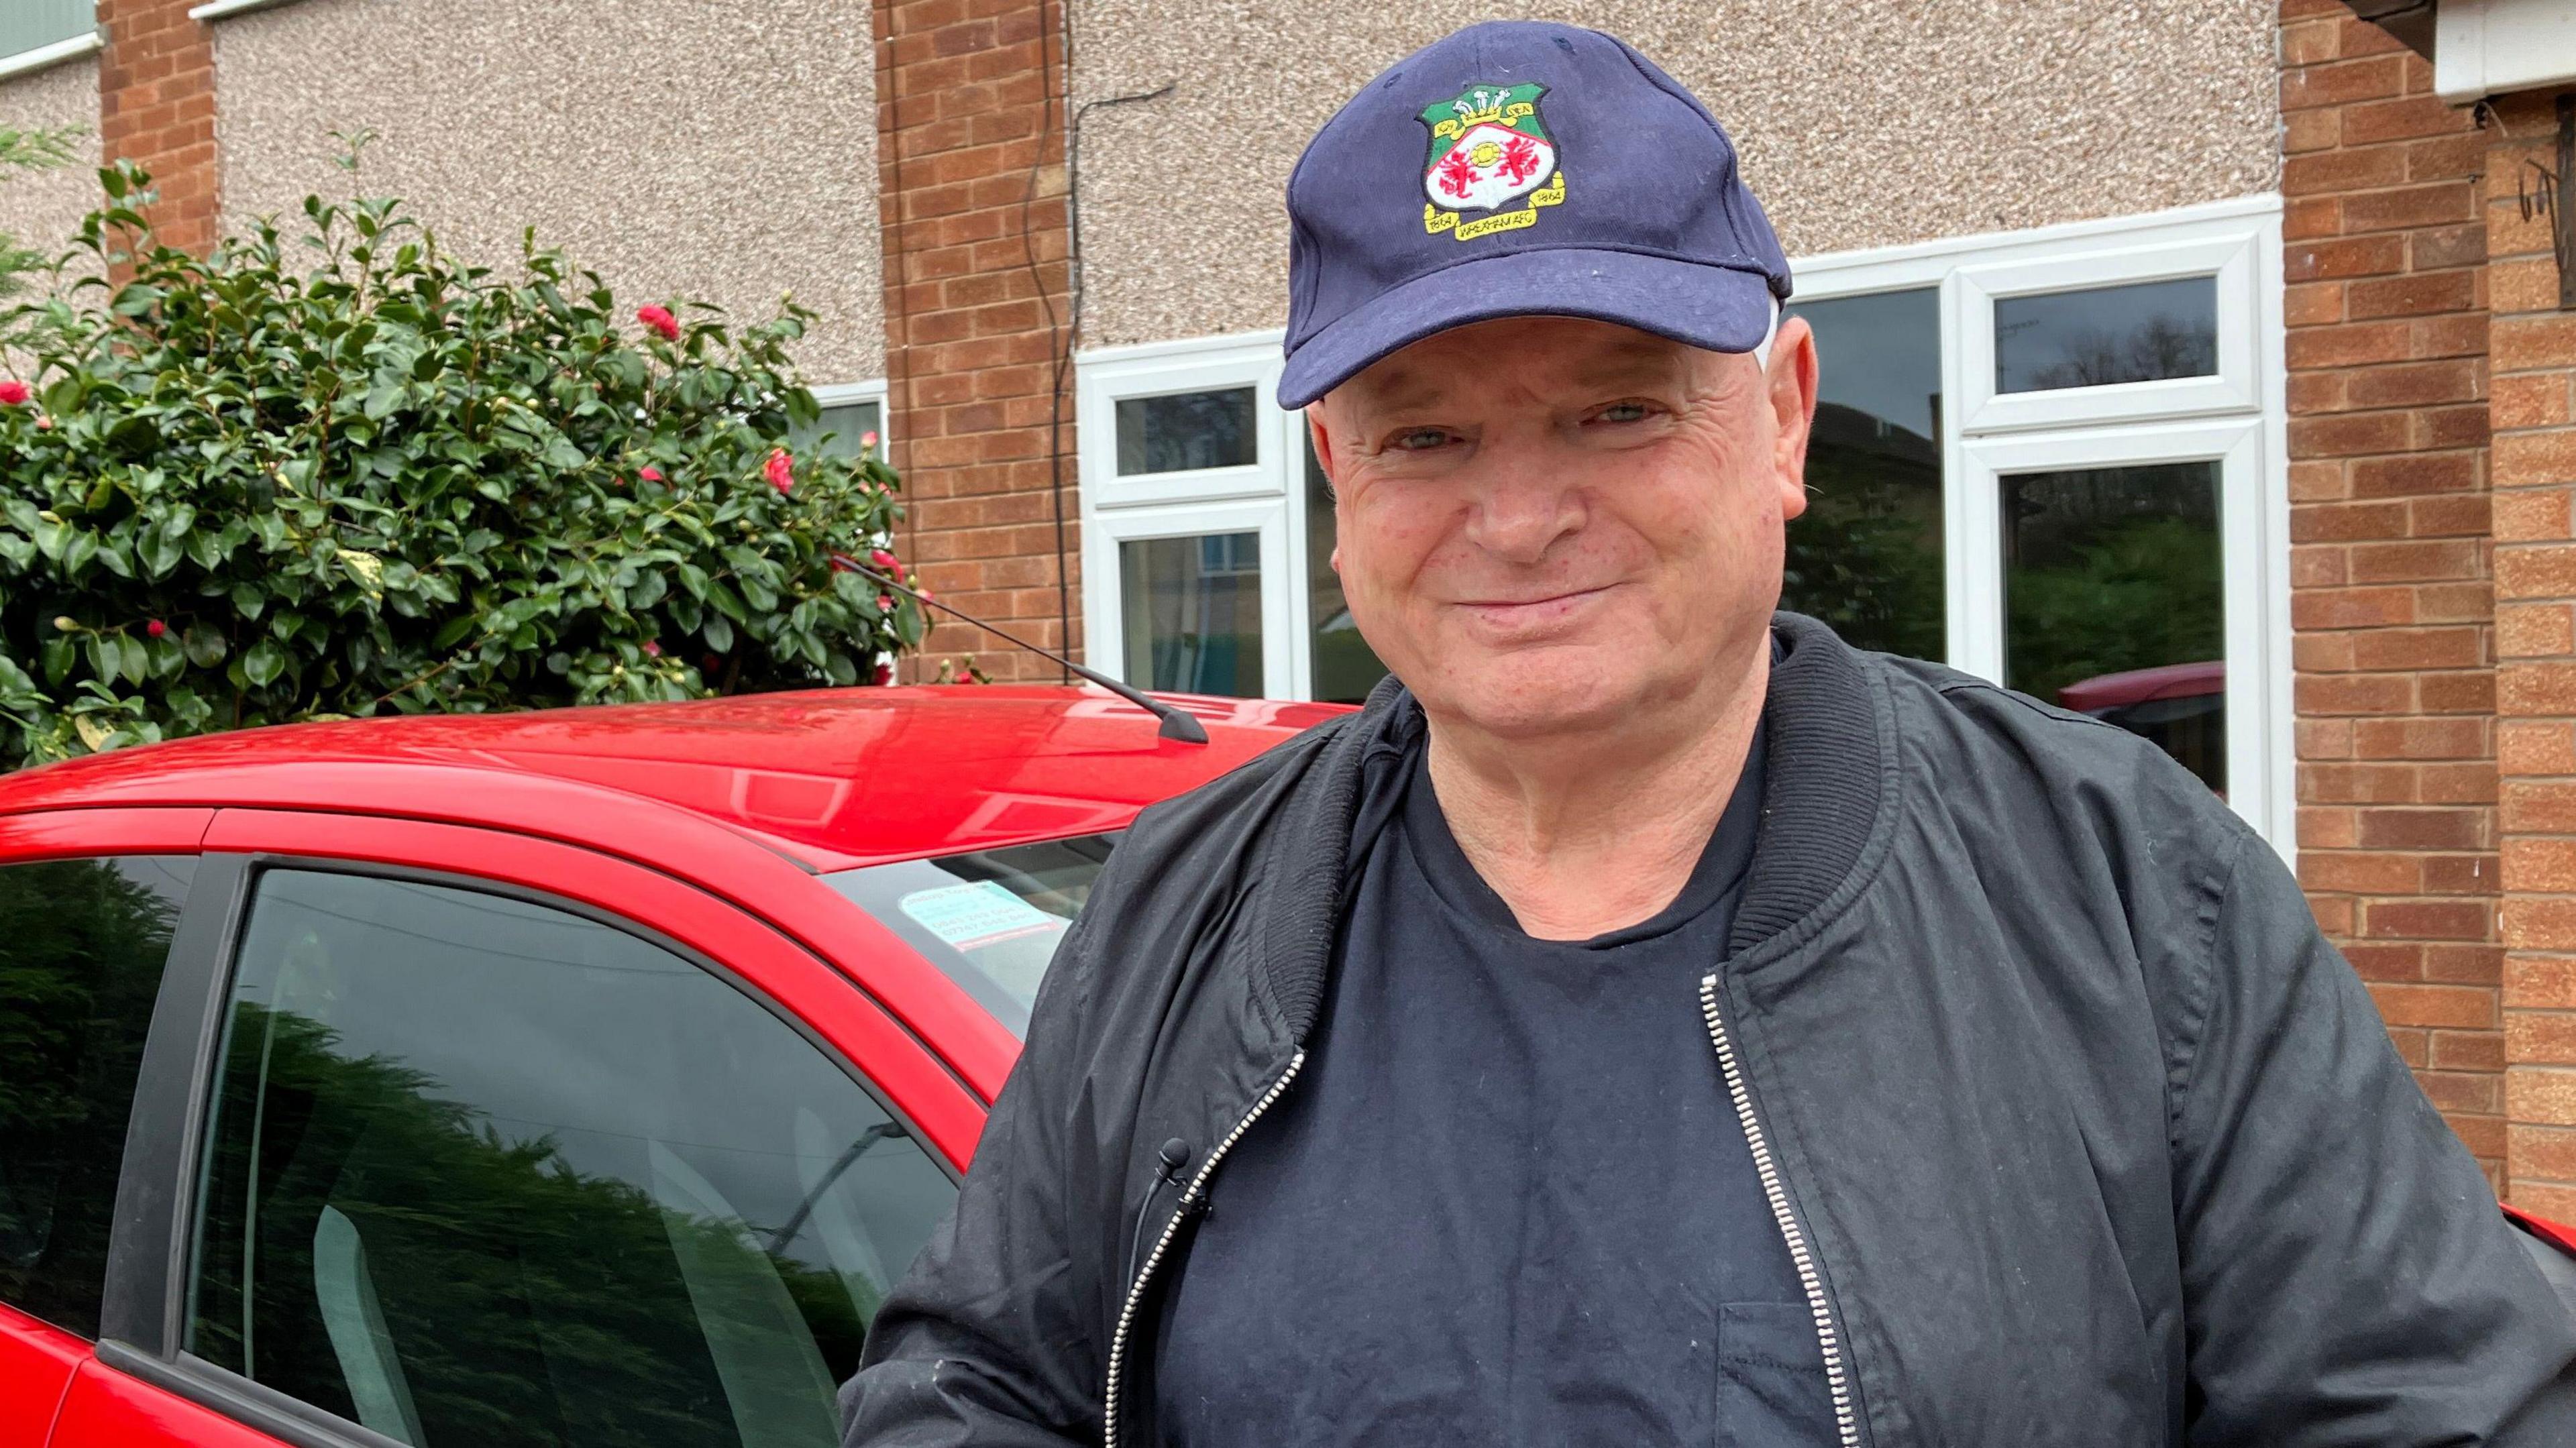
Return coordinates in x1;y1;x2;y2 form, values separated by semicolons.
1766;315;1819;523
1307;407;1338;500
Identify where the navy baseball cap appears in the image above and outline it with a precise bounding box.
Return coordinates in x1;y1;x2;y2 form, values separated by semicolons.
1279;21;1791;409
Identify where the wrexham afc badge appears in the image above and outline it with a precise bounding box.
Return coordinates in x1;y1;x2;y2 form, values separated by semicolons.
1419;82;1566;242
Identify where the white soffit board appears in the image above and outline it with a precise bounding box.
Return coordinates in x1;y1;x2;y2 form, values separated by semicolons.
2436;0;2576;105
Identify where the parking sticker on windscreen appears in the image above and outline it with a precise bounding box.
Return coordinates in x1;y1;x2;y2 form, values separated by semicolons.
900;881;1065;952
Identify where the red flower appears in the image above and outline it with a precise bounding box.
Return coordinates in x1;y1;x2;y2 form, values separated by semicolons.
637;305;680;341
638;466;664;483
765;448;795;493
642;640;662;658
876;592;895;612
915;585;934;604
859;430;880;449
0;380;29;406
873;661;896;686
146;620;168;638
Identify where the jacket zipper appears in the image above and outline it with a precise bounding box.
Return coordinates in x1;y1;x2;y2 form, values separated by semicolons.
1101;1050;1307;1448
1699;973;1860;1448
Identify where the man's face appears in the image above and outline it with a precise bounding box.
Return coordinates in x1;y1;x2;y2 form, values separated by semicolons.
1309;315;1818;740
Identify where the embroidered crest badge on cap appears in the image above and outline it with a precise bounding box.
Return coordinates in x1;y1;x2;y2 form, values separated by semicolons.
1421;82;1566;241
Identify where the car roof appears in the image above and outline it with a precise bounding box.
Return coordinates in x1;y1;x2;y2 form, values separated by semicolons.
0;685;1355;871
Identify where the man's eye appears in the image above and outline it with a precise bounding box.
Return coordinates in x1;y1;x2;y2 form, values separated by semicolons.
1391;428;1454;451
1592;402;1654;424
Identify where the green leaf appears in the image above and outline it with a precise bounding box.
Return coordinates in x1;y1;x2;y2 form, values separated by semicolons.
243;641;286;687
431;614;476;650
706;580;747;624
182;622;227;668
40;636;74;687
701;614;733;653
139;528;183;578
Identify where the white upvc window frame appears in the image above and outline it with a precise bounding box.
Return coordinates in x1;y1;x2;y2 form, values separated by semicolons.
1794;192;2292;851
808;378;890;451
1075;330;1309;696
1954;231;2263;434
1081;494;1296;701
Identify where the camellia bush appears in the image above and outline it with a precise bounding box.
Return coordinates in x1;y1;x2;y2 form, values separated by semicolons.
0;160;922;769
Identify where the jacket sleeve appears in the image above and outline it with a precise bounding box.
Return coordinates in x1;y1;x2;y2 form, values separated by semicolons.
838;903;1116;1447
2176;828;2576;1446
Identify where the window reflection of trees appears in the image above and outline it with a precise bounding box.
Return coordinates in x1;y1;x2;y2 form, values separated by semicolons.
2000;463;2224;704
190;997;930;1448
0;857;189;1339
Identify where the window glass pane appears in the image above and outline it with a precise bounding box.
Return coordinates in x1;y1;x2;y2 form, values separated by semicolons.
1115;389;1256;476
1303;437;1390;704
1781;287;1946;661
2002;461;2226;793
1994;276;2218;394
791;400;882;461
0;1;91;62
189;871;954;1448
1120;533;1263;697
0;855;193;1339
822;833;1119;1037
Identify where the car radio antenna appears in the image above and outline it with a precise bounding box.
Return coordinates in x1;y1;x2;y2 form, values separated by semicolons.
834;555;1208;744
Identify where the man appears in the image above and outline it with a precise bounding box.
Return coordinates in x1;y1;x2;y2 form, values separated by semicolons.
843;21;2576;1446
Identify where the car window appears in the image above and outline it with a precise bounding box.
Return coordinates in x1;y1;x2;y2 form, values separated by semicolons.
185;869;954;1448
0;854;195;1339
820;833;1118;1037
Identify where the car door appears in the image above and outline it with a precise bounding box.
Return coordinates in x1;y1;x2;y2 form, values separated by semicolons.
54;809;978;1448
0;809;209;1448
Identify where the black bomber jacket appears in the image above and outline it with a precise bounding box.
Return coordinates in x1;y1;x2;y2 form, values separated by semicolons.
841;612;2576;1447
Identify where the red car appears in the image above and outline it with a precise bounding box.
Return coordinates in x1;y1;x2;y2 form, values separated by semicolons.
2;685;2569;1448
0;686;1339;1448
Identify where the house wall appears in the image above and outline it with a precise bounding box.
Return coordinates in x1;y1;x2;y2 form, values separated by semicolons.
0;56;101;280
2276;0;2503;1187
2487;87;2576;1223
212;0;885;382
1067;0;2281;349
873;0;1076;683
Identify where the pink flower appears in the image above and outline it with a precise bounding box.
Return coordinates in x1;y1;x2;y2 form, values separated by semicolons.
0;380;28;406
915;585;934;604
765;448;794;494
642;640;662;658
638;466;664;483
146;619;167;638
876;592;894;612
637;305;680;342
859;430;879;449
873;661;896;686
868;547;897;569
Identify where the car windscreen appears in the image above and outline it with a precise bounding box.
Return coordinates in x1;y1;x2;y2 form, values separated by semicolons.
820;833;1119;1037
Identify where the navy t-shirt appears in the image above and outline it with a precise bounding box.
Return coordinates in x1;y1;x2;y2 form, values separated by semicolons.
1155;714;1836;1445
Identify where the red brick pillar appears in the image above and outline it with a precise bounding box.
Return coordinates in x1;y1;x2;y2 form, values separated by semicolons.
95;0;219;254
2490;91;2576;1221
873;0;1076;683
2279;1;2504;1184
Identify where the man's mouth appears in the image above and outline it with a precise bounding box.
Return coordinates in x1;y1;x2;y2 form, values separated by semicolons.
1455;584;1615;628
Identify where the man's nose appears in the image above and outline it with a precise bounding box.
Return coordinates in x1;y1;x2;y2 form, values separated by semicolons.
1460;453;1582;565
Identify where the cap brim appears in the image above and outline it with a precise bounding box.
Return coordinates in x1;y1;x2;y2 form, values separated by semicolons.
1277;248;1780;410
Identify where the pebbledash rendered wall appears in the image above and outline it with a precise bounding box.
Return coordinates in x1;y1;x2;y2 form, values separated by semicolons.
0;57;102;289
209;0;885;383
1067;0;2280;348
